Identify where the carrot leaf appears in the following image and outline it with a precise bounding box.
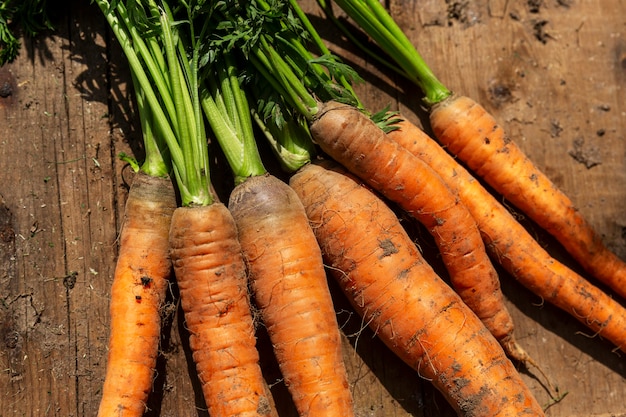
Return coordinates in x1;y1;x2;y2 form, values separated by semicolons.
0;0;54;65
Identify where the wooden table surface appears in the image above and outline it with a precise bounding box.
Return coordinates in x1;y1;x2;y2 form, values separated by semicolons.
1;0;625;416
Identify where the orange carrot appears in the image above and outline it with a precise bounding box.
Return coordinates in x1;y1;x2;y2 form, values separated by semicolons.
228;174;354;417
387;116;626;354
97;172;177;417
428;94;626;300
168;202;277;417
375;116;532;362
290;160;545;417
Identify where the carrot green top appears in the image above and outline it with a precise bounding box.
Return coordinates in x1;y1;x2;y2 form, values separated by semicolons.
122;72;170;179
98;0;404;185
196;0;362;176
200;52;267;185
96;0;212;206
317;0;452;106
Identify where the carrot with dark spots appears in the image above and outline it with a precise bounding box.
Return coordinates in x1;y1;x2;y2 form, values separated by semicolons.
379;239;399;257
94;13;181;409
387;117;626;354
289;160;545;417
140;277;152;288
169;203;277;417
97;172;177;417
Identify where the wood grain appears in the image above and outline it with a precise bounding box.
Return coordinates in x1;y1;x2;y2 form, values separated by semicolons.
1;0;624;416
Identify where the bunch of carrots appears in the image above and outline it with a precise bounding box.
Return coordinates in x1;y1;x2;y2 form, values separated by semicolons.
92;1;626;416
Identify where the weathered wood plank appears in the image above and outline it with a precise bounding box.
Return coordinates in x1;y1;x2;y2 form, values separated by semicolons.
2;16;78;417
0;1;115;415
0;0;624;416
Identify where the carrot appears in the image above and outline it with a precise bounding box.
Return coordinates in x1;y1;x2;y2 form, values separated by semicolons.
227;174;354;417
95;3;180;415
429;94;626;299
321;0;626;300
169;203;277;417
289;160;546;417
387;117;626;354
97;172;176;417
97;8;178;412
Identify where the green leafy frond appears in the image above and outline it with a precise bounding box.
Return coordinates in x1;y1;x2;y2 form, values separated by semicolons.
0;0;54;65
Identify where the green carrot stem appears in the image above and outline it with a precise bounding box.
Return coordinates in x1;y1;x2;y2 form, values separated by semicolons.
97;0;213;206
132;72;170;178
329;0;451;105
118;1;178;131
252;108;315;173
160;3;211;206
315;0;408;79
95;0;185;179
286;0;364;110
222;57;266;180
201;53;266;184
254;36;320;121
